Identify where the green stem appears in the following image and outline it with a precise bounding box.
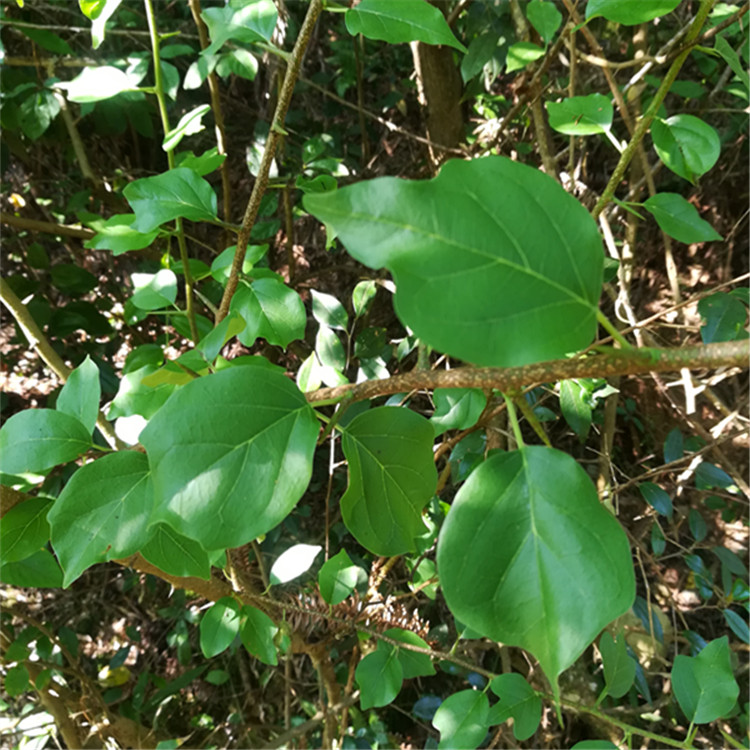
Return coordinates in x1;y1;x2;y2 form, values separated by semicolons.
143;0;199;343
597;309;632;349
502;393;525;447
592;0;716;219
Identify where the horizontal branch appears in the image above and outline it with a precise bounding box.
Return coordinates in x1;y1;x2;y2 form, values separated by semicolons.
306;340;748;404
1;211;95;239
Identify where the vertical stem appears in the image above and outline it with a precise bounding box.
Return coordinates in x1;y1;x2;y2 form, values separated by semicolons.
143;0;199;342
216;0;324;323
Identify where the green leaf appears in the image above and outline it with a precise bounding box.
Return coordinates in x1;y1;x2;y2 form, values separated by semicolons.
352;279;378;317
651;115;721;184
672;637;739;723
19;27;74;55
200;598;242;658
599;631;636;699
526;1;562;45
163;104;211;152
712;546;748;578
431;388;486;437
642;193;722;243
638;482;673;519
311;289;348;331
345;0;466;53
108;365;175;421
0;549;63;588
356;646;403;709
84;214;160;254
47;452;153;587
546;94;613;135
698;292;748;344
140;523;210;579
130;269;178;311
4;664;30;697
318;549;359;605
240;606;278;665
159;61;180;101
585;0;681;25
571;742;618;750
49;264;97;295
723;609;750;644
0;409;91;476
230;278;306;349
559;379;592;441
215;48;258;81
141;368;319;550
123;168;218;232
380;628;435;678
0;497;52;564
175;147;227;177
79;0;122;48
341;407;437;556
58;65;133;102
57;355;100;434
201;1;278;56
304;157;603;367
715;34;750;92
18;89;60;140
506;42;545;73
432;689;489;750
269;544;321;585
488;673;541;741
436;447;635;696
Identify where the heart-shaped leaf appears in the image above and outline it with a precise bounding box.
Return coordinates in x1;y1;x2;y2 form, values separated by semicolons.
240;606;279;666
432;689;489;750
437;447;635;696
651;116;721;184
200;598;242;658
341;406;436;556
304;157;603;367
141;368;319;550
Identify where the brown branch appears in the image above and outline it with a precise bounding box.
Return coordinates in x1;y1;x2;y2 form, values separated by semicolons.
1;211;95;239
306;340;748;405
216;0;323;323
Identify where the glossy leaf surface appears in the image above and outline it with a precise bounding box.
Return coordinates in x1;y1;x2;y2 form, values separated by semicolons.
0;549;63;588
304;157;603;367
240;606;278;666
585;0;681;24
432;689;489;750
141;368;319;550
642;193;722;243
341;407;436;556
140;523;210;579
346;0;466;52
546;94;613;135
0;497;53;564
48;452;152;586
489;673;541;740
200;598;241;658
698;292;748;343
431;388;486;437
84;214;160;254
437;447;635;691
651;116;721;184
356;646;403;709
57;355;100;434
318;549;359;605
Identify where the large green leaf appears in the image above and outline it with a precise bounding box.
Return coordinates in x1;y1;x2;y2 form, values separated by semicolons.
318;549;360;605
356;645;403;709
651;115;721;184
84;214;160;255
379;628;435;678
642;193;722;243
140;368;319;550
47;452;153;587
585;0;681;25
698;292;748;344
0;409;91;476
340;407;437;556
432;689;489;750
436;447;635;695
0;549;63;588
57;65;133;102
304;157;603;367
57;355;100;434
346;0;466;53
201;1;278;56
140;523;210;579
123;168;218;233
672;637;739;723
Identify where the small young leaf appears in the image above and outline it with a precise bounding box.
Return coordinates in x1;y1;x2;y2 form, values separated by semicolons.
356;646;403;709
201;1;278;56
311;289;349;331
57;65;132;102
57;355;100;434
79;0;123;49
723;609;750;644
672;637;739;723
559;379;592;441
642;193;722;243
546;94;613;135
0;409;91;476
432;689;489;750
651;116;721;184
200;598;241;658
638;482;673;519
651;523;666;556
4;664;30;697
688;509;707;542
123;168;218;232
663;427;683;463
341;407;437;556
47;452;153;587
315;325;346;370
489;673;542;740
318;550;359;605
506;41;545;73
526;1;562;45
599;631;636;699
345;0;466;53
240;606;278;665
